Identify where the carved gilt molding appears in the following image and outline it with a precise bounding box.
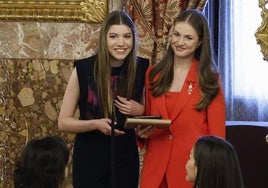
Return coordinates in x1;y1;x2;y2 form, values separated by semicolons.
0;0;108;23
255;0;268;61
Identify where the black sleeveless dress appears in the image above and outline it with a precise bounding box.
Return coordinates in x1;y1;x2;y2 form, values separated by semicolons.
72;55;149;188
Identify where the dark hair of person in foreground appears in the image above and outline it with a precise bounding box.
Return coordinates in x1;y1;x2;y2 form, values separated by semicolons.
192;136;244;188
14;136;70;188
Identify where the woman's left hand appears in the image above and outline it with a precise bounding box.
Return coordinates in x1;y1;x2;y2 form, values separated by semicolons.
114;96;144;116
136;125;154;139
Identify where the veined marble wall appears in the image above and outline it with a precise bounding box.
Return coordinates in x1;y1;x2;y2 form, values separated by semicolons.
0;22;100;188
0;22;100;60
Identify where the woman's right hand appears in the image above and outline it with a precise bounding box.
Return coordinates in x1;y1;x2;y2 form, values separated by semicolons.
96;118;125;136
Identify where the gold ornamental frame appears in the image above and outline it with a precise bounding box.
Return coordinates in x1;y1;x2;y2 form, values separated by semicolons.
255;0;268;61
0;0;109;23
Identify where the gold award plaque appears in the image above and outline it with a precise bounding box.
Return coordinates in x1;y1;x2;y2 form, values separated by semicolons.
0;0;108;23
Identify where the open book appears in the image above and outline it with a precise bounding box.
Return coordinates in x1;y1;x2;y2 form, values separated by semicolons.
124;115;171;129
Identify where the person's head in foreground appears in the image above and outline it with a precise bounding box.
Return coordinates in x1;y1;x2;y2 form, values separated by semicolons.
186;135;244;188
14;136;70;188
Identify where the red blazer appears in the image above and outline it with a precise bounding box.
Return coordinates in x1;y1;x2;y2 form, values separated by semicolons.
139;60;226;188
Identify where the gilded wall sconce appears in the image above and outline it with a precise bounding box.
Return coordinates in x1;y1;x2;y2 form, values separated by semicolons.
255;0;268;61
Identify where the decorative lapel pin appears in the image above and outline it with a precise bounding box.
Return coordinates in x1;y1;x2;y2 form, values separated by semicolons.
187;82;193;95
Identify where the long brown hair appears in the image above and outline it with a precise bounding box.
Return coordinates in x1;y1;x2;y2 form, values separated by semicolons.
149;9;219;111
94;10;138;117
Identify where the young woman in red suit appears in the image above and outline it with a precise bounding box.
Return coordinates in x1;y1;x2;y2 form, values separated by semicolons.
136;9;226;188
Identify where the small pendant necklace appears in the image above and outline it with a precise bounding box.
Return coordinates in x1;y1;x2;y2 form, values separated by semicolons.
111;63;127;92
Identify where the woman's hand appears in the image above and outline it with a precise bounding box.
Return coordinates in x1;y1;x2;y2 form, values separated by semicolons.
136;125;154;139
114;96;144;116
96;118;125;136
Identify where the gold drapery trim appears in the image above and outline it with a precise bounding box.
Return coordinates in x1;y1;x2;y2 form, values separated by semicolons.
0;0;108;23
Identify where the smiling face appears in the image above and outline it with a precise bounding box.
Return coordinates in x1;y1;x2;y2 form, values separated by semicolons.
185;146;198;182
106;24;133;67
170;22;201;60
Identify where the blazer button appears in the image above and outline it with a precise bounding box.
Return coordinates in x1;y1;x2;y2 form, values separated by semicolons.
169;134;173;140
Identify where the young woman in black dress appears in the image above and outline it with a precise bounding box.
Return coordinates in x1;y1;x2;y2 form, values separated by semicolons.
58;10;149;188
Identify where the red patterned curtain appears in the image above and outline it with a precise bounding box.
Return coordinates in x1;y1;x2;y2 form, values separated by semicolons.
125;0;207;64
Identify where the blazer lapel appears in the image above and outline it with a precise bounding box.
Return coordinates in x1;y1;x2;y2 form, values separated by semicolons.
170;59;198;121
